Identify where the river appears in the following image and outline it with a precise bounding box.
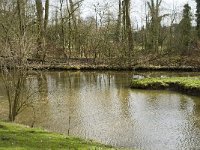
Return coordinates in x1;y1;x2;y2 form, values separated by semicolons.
0;71;200;149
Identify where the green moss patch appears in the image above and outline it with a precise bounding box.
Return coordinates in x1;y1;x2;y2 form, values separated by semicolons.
131;77;200;96
0;121;114;150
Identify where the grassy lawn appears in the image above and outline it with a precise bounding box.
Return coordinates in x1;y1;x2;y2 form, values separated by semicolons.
131;77;200;96
0;121;114;150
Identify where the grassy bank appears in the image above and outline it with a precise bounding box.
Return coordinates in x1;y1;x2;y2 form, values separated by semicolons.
131;77;200;96
0;121;114;150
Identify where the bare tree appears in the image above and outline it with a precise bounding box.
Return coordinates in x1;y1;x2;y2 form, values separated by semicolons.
0;0;39;122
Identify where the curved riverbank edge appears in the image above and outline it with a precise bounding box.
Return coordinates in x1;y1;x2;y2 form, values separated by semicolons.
130;77;200;96
0;121;114;149
29;64;200;72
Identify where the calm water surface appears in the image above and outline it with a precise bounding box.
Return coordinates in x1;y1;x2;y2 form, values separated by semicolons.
0;71;200;150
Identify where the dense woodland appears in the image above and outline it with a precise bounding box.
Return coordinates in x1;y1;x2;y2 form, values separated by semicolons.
0;0;200;68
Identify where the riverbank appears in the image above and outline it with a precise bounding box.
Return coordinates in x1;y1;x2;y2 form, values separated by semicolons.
130;77;200;96
29;64;200;72
0;121;114;149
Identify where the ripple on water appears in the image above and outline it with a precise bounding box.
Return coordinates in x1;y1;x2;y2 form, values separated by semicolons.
1;71;200;149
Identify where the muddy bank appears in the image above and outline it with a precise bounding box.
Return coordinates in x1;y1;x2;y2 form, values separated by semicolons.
29;64;200;72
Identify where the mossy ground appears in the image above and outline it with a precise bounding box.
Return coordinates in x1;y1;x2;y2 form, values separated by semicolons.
0;121;114;150
131;77;200;96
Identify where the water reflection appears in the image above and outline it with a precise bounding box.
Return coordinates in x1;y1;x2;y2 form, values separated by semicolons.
0;71;200;149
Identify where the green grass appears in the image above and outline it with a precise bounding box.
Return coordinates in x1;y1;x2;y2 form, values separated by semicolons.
131;77;200;96
0;121;114;150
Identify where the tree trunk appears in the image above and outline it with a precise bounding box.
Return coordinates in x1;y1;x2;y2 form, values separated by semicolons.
17;0;26;36
44;0;49;32
35;0;44;58
124;0;134;65
42;0;49;63
116;0;122;42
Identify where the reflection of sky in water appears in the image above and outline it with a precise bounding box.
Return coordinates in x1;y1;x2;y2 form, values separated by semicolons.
1;71;200;149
